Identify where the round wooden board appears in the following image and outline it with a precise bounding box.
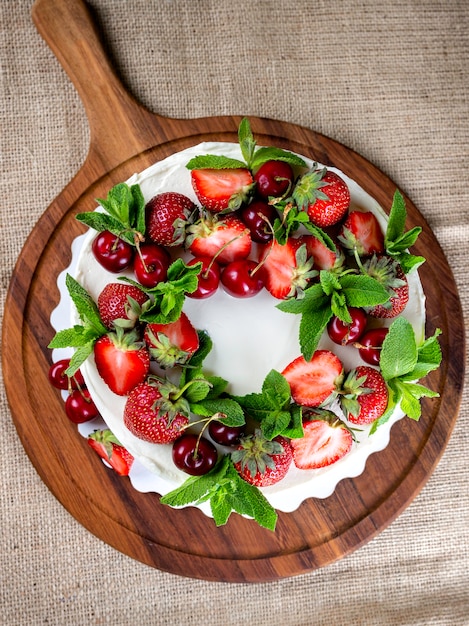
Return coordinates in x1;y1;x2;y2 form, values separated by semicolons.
2;0;465;582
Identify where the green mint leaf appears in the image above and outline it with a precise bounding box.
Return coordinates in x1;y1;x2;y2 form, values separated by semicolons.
204;376;229;399
385;189;407;243
184;330;213;370
48;326;97;349
75;212;126;239
330;290;349;323
65;274;107;335
386;227;422;253
320;269;341;296
396;253;426;274
250;146;307;171
277;282;329;314
380;317;418;381
299;306;333;360
340;273;390;307
65;344;95;376
224;463;277;531
238;117;256;167
281;404;304;440
130;183;146;236
396;380;438;420
399;328;442;381
186;155;247;170
191;398;245;426
98;182;132;225
385;190;423;269
183;375;213;403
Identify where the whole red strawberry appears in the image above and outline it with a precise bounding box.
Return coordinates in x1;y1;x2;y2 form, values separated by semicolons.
97;282;149;330
146;192;195;246
87;429;134;476
186;213;251;265
94;328;150;396
190;168;254;213
231;430;293;487
340;365;388;424
294;234;344;272
282;350;344;407
291;410;353;469
363;255;409;318
338;210;385;256
144;312;200;368
123;379;189;444
293;167;350;228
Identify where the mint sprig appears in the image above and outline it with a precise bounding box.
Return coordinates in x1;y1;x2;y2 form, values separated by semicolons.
369;317;442;433
48;274;107;376
385;190;425;273
233;369;303;440
76;182;146;246
277;270;390;359
160;455;278;531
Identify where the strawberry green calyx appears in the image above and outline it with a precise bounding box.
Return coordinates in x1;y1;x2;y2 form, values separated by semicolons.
289;244;318;299
146;327;192;369
291;166;330;211
112;294;151;330
231;429;285;479
88;428;123;458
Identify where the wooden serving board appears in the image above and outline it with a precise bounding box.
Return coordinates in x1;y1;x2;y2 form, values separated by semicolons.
2;0;465;582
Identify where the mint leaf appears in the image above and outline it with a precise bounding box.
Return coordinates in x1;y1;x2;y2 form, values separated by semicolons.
299;306;333;360
399;328;442;381
65;274;106;334
238;117;256;167
340;273;390;308
385;190;425;273
385;189;407;243
186;155;246;170
224;463;277;531
251;146;307;171
75;212;127;240
190;398;245;426
380;317;418;380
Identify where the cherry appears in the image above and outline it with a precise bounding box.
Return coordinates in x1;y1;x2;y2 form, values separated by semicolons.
133;242;171;287
208;420;244;447
65;389;99;424
172;434;218;475
254;160;294;199
357;327;389;365
186;256;221;299
240;200;277;243
221;259;264;298
327;307;367;346
48;359;85;390
92;230;134;273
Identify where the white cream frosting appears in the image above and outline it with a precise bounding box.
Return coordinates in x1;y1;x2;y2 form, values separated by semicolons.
50;142;426;514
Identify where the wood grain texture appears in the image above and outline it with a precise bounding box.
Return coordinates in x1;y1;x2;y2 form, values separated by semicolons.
2;0;465;582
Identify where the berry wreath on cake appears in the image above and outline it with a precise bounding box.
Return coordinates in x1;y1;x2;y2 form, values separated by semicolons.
49;119;441;531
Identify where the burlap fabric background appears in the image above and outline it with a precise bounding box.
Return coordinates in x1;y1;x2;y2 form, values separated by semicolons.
1;1;468;624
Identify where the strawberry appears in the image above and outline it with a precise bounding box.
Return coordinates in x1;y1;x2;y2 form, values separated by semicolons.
190;168;254;213
97;282;150;330
293;167;350;228
87;429;134;476
123;379;189;444
186;213;251;265
94;327;150;396
362;255;409;318
258;238;317;299
231;430;293;487
282;350;343;407
291;410;353;469
337;210;385;256
340;365;388;424
146;192;196;246
296;234;345;271
144;312;200;368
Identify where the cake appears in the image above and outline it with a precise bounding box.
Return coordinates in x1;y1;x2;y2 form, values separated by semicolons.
49;119;440;530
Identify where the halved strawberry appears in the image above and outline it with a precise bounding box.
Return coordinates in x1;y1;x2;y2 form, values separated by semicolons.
282;350;343;407
87;429;134;476
146;192;196;246
94;327;150;396
293;168;350;228
144;312;200;368
186;213;251;265
291;411;353;469
296;234;345;271
123;379;189;444
362;255;409;318
231;430;293;487
338;210;385;256
340;365;388;425
257;238;317;300
97;282;150;330
191;168;254;213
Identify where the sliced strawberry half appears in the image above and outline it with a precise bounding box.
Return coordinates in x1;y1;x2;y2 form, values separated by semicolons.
291;411;353;469
94;327;150;396
338;210;385;256
186;213;251;265
144;312;200;368
87;429;134;476
296;234;345;271
282;350;344;407
258;238;317;300
191;168;254;213
340;365;389;425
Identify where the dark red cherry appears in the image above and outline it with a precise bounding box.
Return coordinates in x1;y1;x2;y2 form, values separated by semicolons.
254;160;294;199
327;307;367;345
358;327;389;365
65;389;99;424
92;231;134;272
48;359;85;390
133;242;171;287
208;420;244;446
221;259;264;298
186;256;221;299
240;200;277;243
172;434;218;476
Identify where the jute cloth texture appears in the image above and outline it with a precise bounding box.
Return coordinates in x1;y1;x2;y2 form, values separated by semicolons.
1;1;468;624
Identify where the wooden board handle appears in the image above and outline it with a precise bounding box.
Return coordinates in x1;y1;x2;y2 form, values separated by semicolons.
32;0;168;169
